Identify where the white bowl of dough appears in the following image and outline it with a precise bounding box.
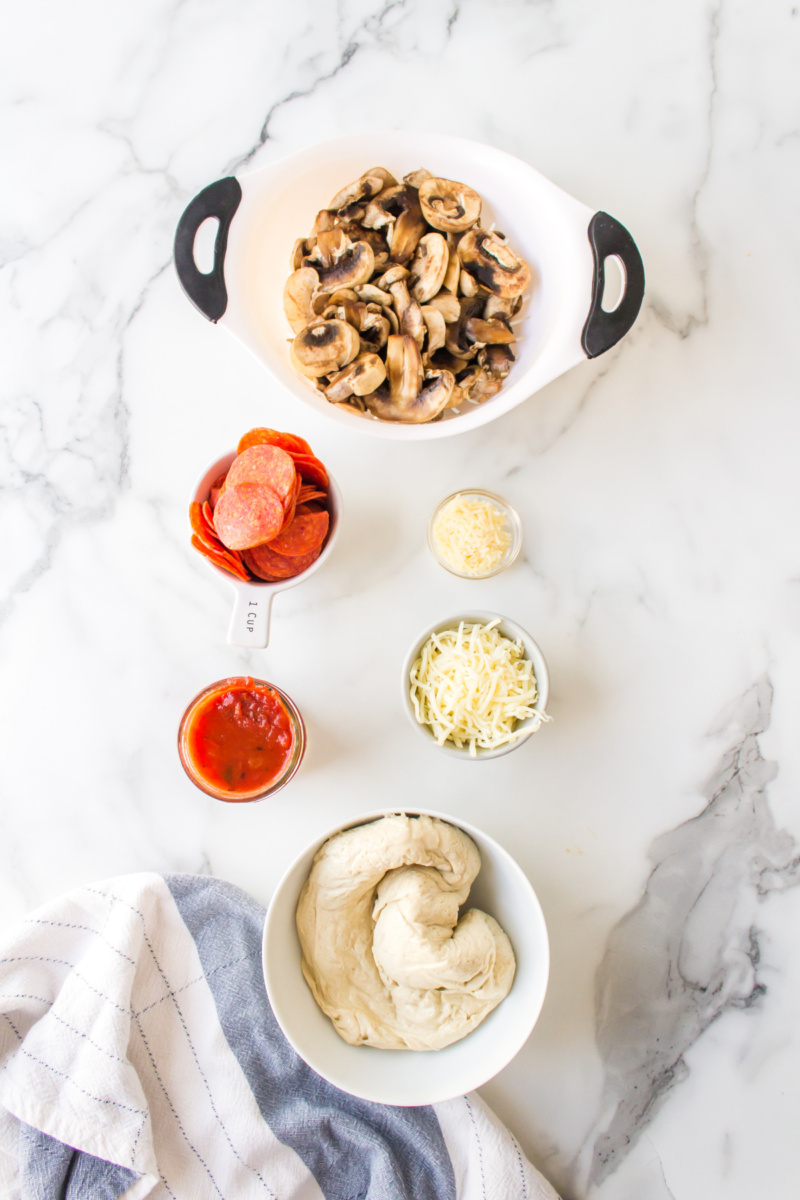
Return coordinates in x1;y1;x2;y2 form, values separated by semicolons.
262;807;549;1106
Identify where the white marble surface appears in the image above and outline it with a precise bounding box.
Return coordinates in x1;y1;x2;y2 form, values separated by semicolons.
2;0;799;1196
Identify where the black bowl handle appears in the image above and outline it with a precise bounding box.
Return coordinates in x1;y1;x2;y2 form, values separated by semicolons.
580;211;645;359
174;177;242;323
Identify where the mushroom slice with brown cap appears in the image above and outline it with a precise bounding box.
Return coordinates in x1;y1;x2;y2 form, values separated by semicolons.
481;343;515;379
360;307;391;350
445;296;485;360
458;269;479;298
442;234;460;294
364;356;455;423
283;267;320;333
427;293;461;324
363;186;426;265
457;366;503;403
464;317;516;345
328;167;397;212
404;168;433;188
457;229;532;298
356;283;392;306
400;300;425;352
324;352;386;403
290;319;360;378
408;233;449;303
420;305;447;361
418;177;482;233
311;238;375;291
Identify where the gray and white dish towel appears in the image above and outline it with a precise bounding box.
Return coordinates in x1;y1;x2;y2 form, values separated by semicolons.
0;873;559;1199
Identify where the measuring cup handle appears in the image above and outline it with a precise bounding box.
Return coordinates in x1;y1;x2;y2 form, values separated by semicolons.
228;586;273;649
174;177;242;322
580;211;645;359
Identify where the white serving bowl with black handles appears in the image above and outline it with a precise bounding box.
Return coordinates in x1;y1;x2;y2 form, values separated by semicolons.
262;806;550;1106
175;131;645;440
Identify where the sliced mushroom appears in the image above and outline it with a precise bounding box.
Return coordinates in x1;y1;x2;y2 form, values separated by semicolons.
356;283;393;306
480;343;515;378
457;229;532;298
308;227;349;268
400;300;425;352
324;352;386;402
445;296;485;360
307;236;375;291
360;306;391;349
363;186;426;265
386;334;422;407
463;317;515;345
420;305;447;359
364;343;455;423
442;234;460;293
459;269;479;297
404;168;433;188
386;276;411;320
375;264;409;289
484;293;520;322
328;167;397;212
290;319;360;378
283;267;320;333
427;292;461;324
429;348;468;374
418;177;481;233
291;237;312;271
408;233;449;303
444;381;465;409
457;366;503;403
311;209;337;235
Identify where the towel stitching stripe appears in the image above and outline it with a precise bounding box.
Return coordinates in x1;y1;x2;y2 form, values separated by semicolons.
11;1045;147;1119
23;919;137;968
132;1011;226;1196
509;1132;529;1199
95;888;278;1198
464;1096;488;1200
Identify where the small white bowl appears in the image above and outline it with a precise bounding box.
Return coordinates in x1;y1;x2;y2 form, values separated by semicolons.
262;807;549;1106
401;611;550;760
428;489;522;579
191;451;341;648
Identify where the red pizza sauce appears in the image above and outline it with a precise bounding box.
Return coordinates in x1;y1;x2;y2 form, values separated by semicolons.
179;678;303;801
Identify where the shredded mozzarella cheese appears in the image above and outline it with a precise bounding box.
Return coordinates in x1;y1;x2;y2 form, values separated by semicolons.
409;619;549;756
432;493;511;576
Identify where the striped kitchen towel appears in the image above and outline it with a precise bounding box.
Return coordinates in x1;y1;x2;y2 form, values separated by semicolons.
0;873;559;1199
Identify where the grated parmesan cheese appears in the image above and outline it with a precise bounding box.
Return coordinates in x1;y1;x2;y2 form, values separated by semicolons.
431;493;512;577
409;619;549;756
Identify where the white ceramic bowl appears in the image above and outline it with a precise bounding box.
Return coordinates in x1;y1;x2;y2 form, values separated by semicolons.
175;131;645;440
262;807;549;1106
191;451;341;648
401;611;550;760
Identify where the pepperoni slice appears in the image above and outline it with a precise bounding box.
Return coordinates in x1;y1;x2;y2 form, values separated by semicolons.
192;535;250;581
247;541;322;579
290;454;329;490
268;510;329;557
209;472;228;510
237;428;313;458
226;445;297;504
212;483;285;551
297;485;327;504
240;549;280;582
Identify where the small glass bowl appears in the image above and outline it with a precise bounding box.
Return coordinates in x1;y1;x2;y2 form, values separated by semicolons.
427;489;522;579
178;677;306;802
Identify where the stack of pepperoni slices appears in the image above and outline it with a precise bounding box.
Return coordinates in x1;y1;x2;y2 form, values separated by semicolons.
190;429;330;583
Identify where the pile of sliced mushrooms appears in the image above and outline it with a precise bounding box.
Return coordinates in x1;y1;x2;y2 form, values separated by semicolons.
283;168;532;424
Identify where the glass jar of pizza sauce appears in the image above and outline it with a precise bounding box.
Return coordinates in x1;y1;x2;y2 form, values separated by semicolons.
178;678;305;801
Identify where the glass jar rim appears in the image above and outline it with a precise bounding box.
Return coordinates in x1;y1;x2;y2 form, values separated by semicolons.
178;677;306;802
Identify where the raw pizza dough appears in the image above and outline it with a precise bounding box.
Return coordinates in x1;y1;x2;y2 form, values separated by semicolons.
296;813;515;1050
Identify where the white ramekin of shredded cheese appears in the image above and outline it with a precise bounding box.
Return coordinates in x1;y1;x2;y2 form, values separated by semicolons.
428;490;522;579
401;611;550;759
